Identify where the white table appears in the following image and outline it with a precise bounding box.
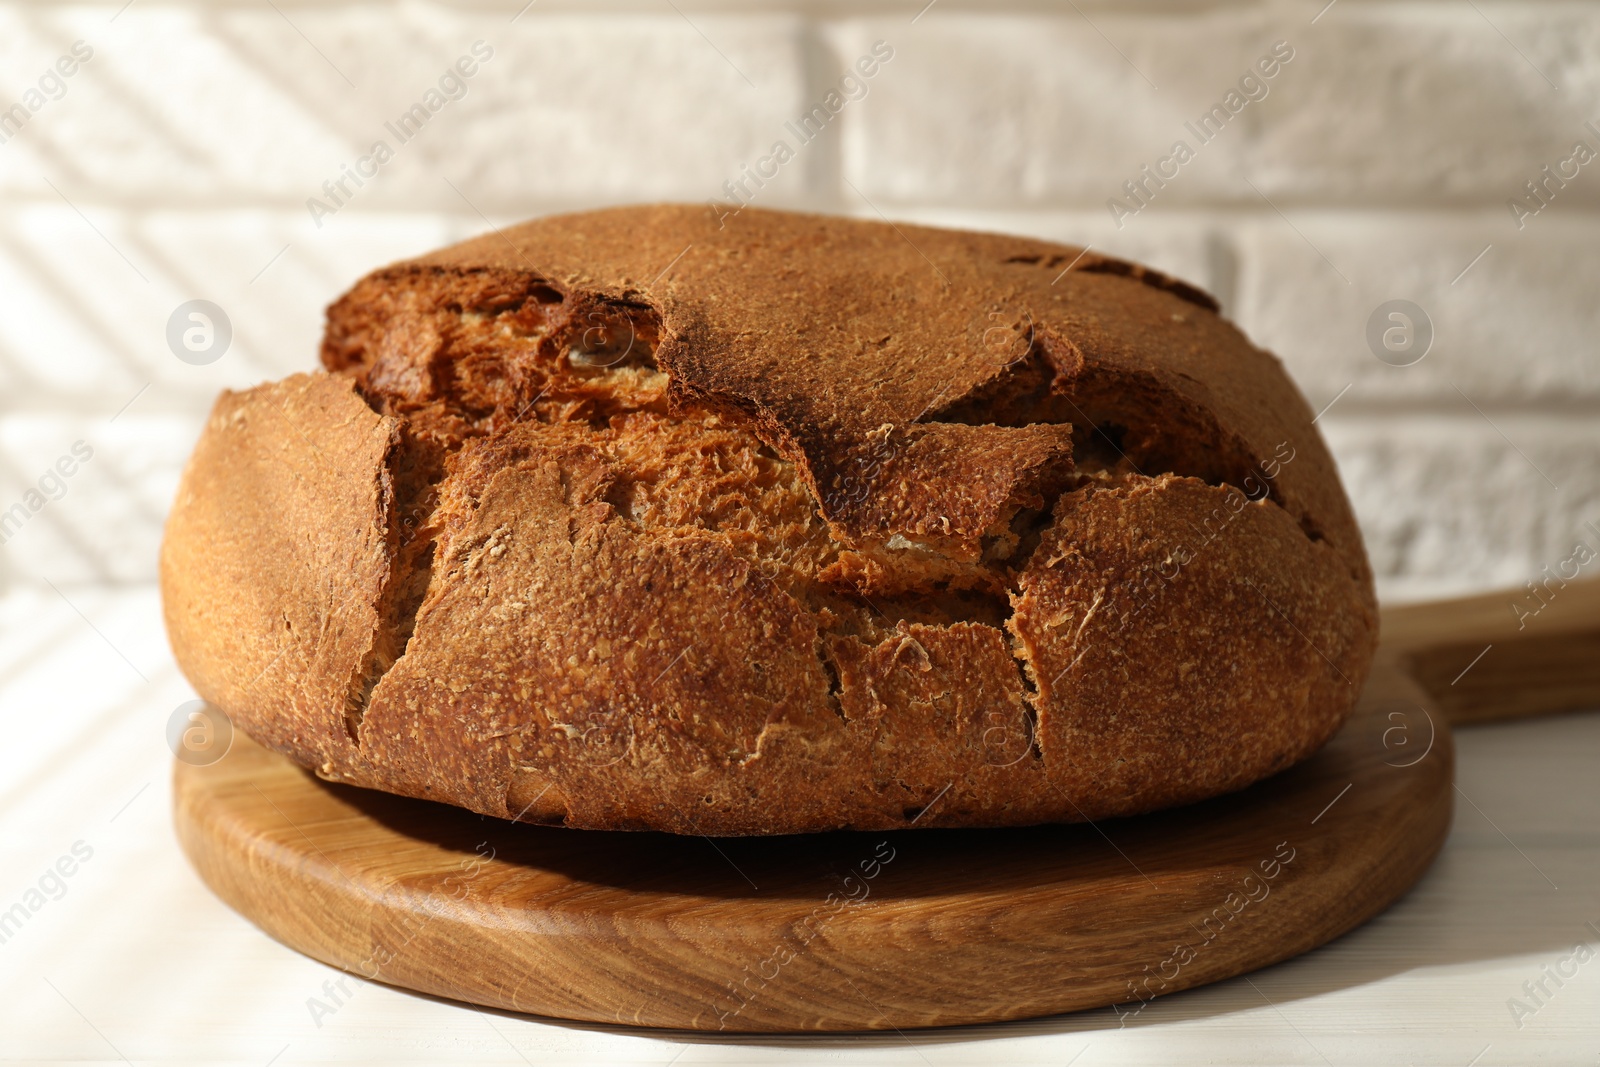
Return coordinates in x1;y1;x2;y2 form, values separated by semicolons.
2;585;1596;1065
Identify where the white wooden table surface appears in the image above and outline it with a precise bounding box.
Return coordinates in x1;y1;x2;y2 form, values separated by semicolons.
1;585;1596;1066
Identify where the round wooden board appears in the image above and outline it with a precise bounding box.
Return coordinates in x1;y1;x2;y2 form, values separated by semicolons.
173;652;1453;1032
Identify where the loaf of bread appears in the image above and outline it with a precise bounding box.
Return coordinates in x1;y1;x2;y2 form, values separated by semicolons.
161;205;1377;835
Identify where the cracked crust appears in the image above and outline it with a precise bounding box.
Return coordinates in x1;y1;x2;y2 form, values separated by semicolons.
160;205;1378;835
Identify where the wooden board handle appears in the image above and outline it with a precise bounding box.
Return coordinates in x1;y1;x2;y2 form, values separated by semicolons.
1381;577;1600;726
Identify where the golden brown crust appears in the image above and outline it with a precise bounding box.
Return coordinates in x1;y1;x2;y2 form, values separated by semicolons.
1009;475;1370;818
161;205;1378;834
159;374;395;778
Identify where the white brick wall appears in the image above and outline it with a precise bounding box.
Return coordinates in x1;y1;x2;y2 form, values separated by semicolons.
2;0;1597;604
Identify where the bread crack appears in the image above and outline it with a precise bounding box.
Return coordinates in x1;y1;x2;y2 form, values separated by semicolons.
1002;617;1046;764
815;635;846;723
342;426;448;743
928;343;1329;556
321;264;1328;768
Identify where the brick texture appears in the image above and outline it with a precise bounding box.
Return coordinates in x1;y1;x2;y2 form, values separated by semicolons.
0;7;817;210
1323;415;1600;602
1235;212;1600;407
1246;5;1600;204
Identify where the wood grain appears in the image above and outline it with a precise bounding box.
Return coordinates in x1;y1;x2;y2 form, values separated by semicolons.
1382;577;1600;725
173;659;1452;1031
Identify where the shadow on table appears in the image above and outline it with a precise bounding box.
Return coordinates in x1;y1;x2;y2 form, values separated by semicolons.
319;711;1596;1046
